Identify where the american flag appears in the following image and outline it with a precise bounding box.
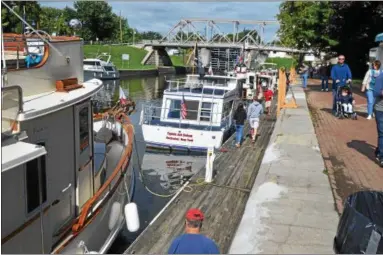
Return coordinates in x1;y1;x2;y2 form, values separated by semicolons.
119;86;127;105
181;94;187;119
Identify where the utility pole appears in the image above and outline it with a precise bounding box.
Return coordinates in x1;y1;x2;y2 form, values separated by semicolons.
119;10;122;43
22;4;26;34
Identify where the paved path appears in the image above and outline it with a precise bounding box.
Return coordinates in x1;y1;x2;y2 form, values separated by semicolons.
306;80;383;213
229;85;338;254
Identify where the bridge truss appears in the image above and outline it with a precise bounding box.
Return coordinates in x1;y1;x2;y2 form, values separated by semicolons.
160;18;279;46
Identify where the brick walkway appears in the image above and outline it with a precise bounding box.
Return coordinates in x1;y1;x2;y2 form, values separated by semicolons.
305;79;383;213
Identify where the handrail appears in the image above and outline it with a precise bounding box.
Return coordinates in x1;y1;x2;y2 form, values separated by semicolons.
72;112;134;232
165;80;231;96
142;104;230;127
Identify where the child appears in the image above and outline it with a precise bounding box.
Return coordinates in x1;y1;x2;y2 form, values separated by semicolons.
340;87;355;114
263;87;274;115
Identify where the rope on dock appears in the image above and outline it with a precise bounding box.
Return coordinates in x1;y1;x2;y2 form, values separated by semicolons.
131;125;251;198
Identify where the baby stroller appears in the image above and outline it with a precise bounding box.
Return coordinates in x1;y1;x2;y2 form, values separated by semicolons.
335;84;357;120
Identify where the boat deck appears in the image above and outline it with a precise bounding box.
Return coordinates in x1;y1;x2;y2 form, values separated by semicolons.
124;98;277;254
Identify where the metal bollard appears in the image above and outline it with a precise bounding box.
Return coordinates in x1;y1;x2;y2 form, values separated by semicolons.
205;147;215;183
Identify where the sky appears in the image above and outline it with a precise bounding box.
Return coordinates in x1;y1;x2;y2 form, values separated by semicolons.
39;1;281;42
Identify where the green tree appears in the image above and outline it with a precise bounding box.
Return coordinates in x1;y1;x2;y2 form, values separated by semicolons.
39;7;62;35
277;2;335;51
140;31;162;40
277;1;383;77
327;1;383;77
2;1;41;33
73;1;119;41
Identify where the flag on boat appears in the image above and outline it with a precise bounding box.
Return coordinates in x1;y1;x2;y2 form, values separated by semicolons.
208;65;213;75
119;86;127;105
181;94;187;119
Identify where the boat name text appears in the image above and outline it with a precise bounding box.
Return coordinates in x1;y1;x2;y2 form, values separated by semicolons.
166;132;193;142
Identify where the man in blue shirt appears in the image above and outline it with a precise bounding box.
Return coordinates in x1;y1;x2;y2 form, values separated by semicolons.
168;208;220;254
372;72;383;167
331;55;352;114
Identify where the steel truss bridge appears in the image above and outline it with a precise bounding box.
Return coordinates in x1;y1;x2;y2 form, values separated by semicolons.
142;18;310;54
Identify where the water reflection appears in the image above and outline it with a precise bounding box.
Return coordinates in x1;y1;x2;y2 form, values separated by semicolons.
91;75;169;110
90;75;206;254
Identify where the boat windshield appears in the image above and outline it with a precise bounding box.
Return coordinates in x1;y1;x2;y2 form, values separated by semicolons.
103;66;115;72
84;61;101;66
1;86;22;134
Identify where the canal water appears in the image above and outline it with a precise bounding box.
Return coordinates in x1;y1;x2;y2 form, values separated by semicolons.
91;75;207;253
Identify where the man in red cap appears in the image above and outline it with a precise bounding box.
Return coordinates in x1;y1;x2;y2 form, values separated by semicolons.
168;208;220;254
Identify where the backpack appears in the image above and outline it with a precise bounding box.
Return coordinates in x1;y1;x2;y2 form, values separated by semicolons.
370;69;382;89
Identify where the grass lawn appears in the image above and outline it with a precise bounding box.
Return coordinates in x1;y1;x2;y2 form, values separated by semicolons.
83;45;156;70
266;57;297;69
170;55;188;67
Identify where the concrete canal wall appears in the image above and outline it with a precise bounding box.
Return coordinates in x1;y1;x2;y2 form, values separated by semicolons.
119;66;193;78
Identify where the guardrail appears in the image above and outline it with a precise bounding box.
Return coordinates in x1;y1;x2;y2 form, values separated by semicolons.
141;104;232;131
165;79;231;94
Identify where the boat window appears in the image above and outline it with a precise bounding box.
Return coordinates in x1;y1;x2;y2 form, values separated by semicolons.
26;142;47;214
223;101;233;117
83;61;100;66
103;66;115;72
202;89;225;95
183;100;199;120
200;102;213;122
167;99;199;120
167;99;181;119
249;76;255;84
94;142;106;175
79;107;90;152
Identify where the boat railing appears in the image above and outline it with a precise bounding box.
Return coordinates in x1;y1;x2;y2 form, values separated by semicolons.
140;104;232;131
3;33;48;70
165;79;229;95
1;85;23;134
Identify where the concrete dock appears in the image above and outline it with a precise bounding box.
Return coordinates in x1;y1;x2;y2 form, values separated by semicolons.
229;85;339;254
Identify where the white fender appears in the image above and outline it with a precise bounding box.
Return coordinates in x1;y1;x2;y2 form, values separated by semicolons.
124;202;140;232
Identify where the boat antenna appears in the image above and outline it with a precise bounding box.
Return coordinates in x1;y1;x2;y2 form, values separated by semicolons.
1;1;65;57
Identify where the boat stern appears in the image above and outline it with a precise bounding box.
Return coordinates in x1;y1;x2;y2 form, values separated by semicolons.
142;124;224;152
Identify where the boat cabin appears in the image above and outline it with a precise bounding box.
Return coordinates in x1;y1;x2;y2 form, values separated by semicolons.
142;75;245;131
1;32;133;253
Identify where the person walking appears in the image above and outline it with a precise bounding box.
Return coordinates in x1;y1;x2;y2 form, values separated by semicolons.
247;96;264;143
362;60;382;120
263;87;274;115
330;55;352;114
168;208;220;254
299;63;309;89
319;63;329;91
372;72;383;167
233;103;247;148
